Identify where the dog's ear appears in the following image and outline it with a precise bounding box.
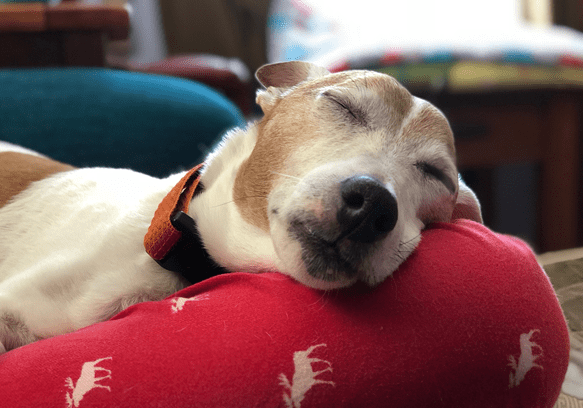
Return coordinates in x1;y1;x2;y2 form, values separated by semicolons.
452;175;483;223
255;61;330;114
256;61;330;88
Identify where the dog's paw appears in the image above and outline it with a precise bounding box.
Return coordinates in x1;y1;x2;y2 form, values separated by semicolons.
0;340;6;355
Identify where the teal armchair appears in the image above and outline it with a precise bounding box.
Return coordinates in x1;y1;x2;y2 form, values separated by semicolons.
0;68;245;177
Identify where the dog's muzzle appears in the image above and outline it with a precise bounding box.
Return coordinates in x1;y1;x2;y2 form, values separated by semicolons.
337;175;398;243
287;175;398;282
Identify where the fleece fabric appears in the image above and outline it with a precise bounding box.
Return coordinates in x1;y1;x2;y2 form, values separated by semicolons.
0;220;569;407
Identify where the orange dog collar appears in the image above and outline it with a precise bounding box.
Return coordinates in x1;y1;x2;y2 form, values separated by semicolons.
144;164;225;283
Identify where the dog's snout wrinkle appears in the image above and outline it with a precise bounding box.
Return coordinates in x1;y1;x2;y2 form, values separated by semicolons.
337;176;398;244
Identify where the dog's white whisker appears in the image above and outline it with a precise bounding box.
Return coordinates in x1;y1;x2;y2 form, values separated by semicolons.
212;196;268;209
400;233;421;248
270;171;301;181
212;200;235;208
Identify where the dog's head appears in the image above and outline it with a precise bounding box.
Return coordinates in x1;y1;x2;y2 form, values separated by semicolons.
196;61;481;290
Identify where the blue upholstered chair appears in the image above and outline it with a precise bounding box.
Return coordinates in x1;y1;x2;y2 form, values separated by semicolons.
0;68;245;177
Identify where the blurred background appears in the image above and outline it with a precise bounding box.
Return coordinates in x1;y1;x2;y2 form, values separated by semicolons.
1;0;583;254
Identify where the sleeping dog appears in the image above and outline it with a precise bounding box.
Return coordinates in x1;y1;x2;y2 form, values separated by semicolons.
0;61;481;353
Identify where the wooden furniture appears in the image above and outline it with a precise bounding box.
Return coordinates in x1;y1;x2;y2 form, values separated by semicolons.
421;89;581;252
158;0;270;75
0;3;129;67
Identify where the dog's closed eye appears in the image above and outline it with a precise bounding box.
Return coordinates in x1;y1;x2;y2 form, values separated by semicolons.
322;90;367;126
415;161;456;193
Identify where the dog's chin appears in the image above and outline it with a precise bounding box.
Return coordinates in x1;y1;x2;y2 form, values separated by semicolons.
269;202;425;289
271;219;420;290
271;228;392;290
283;267;359;290
275;242;414;290
270;232;355;290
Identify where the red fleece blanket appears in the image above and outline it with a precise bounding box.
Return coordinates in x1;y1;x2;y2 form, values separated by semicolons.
0;220;569;407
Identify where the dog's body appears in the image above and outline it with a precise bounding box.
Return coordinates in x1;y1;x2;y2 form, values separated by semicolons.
0;62;481;353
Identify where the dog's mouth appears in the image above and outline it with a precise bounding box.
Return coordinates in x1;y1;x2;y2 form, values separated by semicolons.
288;215;375;282
280;175;401;284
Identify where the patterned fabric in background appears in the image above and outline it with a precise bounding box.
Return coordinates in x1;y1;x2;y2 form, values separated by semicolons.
545;258;583;408
267;0;583;92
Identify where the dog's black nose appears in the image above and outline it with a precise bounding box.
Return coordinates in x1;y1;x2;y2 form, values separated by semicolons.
337;175;398;243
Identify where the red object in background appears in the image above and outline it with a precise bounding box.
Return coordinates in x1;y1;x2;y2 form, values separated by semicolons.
328;59;351;73
559;54;583;68
141;54;253;115
381;51;406;66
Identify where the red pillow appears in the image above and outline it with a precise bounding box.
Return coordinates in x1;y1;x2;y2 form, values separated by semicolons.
0;220;569;407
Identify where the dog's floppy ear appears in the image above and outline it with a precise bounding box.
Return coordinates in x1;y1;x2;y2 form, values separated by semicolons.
256;61;330;88
452;175;483;223
255;61;330;114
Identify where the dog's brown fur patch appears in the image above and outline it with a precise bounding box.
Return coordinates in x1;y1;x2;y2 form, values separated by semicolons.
400;104;455;157
0;152;75;208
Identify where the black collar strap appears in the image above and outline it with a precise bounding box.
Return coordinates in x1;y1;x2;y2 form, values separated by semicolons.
144;164;227;284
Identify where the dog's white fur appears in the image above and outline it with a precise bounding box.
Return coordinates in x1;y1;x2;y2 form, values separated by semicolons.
0;141;45;157
0;62;480;353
